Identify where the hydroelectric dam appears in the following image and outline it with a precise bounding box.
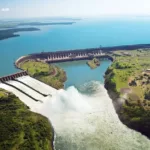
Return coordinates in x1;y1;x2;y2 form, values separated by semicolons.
0;44;147;108
0;71;57;109
0;47;112;109
0;45;141;109
15;47;113;69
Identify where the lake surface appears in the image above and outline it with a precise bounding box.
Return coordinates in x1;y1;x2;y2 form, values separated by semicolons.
56;59;111;88
1;18;150;76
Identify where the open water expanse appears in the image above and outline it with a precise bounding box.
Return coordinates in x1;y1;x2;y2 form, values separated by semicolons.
1;17;150;76
1;17;150;149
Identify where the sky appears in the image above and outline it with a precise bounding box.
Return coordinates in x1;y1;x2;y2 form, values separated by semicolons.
0;0;150;18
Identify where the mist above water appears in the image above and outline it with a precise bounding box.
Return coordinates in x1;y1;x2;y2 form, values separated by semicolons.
36;81;150;150
1;77;150;150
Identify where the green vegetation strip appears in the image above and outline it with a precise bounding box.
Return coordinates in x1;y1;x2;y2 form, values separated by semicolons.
0;89;53;150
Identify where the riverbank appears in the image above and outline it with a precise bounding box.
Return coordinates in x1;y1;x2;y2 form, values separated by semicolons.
104;48;150;138
0;88;54;150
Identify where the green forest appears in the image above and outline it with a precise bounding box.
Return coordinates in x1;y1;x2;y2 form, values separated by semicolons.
0;89;53;150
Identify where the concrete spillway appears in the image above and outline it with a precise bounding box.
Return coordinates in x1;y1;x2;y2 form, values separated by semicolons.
7;80;44;100
17;76;57;95
3;81;42;102
14;79;47;97
0;76;57;110
0;82;41;110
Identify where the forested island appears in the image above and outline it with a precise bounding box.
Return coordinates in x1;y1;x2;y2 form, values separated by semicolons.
105;49;150;138
86;58;100;69
0;21;76;40
19;22;75;26
0;28;40;40
0;21;76;29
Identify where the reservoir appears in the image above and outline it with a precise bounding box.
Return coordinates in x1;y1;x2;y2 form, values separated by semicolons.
1;18;150;76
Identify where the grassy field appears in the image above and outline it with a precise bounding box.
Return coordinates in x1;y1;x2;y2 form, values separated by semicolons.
20;60;67;89
105;49;150;137
106;49;150;101
0;88;53;150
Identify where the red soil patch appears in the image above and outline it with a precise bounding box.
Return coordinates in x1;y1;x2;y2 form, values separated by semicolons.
120;88;132;94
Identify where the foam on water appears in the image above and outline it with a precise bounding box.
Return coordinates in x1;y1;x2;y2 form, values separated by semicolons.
1;77;150;150
37;81;150;150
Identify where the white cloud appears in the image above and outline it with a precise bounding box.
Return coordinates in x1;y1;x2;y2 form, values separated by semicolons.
1;0;150;18
1;8;10;12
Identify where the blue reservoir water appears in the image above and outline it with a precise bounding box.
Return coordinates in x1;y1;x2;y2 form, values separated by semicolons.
56;59;111;88
1;18;150;76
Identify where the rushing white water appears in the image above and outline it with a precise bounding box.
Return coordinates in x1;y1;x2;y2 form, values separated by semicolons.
0;77;150;150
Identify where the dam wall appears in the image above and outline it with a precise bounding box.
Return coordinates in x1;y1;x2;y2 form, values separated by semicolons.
0;71;28;82
0;75;57;103
15;43;150;68
15;48;113;69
